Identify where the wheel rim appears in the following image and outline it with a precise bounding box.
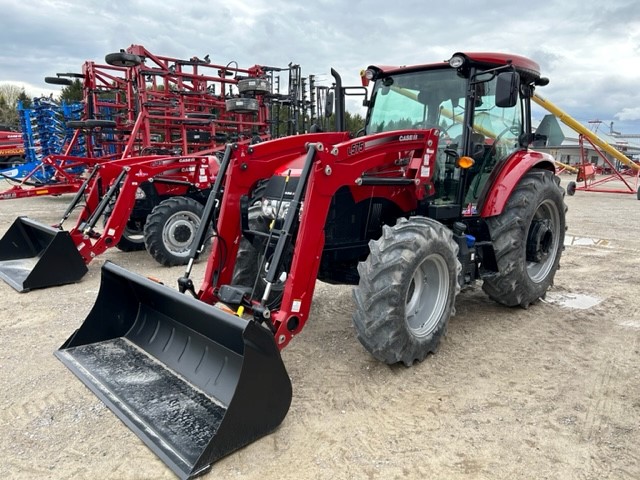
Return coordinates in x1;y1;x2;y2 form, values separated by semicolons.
405;253;449;338
526;198;561;282
162;211;200;256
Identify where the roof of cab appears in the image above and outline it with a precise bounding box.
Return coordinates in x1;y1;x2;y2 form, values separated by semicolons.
369;52;541;80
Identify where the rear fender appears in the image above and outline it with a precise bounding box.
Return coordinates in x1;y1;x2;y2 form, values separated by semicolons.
479;150;556;218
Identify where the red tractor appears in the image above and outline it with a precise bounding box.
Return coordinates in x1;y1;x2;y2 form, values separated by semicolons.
56;52;566;479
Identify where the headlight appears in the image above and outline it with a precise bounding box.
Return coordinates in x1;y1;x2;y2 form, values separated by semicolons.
448;54;466;69
261;198;301;220
135;187;146;200
261;198;290;220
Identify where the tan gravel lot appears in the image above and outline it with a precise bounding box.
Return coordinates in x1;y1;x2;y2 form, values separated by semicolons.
0;175;638;480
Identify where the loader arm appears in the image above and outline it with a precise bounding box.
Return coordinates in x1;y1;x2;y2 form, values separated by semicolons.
197;132;351;302
68;154;216;263
0;154;99;200
198;130;438;349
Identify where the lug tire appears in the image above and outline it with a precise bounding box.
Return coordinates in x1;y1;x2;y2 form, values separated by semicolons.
44;76;72;86
84;119;117;129
231;198;287;306
66;120;87;129
225;98;259;114
237;78;271;95
482;170;566;307
105;52;142;67
567;181;576;196
115;221;146;252
105;212;146;252
231;204;268;289
353;216;461;366
231;204;287;306
144;197;209;266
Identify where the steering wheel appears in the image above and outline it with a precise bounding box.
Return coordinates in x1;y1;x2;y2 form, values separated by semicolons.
486;125;520;163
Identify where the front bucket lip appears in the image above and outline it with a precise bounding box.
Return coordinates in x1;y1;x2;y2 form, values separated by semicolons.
55;261;292;480
0;258;37;292
0;216;88;291
55;345;201;479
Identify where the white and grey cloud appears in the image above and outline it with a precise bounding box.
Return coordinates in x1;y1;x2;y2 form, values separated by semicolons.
1;0;638;133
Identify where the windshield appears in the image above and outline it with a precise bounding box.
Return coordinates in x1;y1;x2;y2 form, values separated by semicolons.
366;69;467;135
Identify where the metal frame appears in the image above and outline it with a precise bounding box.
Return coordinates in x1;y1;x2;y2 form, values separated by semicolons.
1;45;289;200
571;134;640;195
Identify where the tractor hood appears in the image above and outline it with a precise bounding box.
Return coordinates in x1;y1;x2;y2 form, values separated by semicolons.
254;132;351;201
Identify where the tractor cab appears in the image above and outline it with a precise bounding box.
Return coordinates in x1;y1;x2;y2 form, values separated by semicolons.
362;52;531;218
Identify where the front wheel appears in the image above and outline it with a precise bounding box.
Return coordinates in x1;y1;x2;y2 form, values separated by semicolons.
353;217;461;366
482;169;566;307
144;197;209;266
116;218;146;252
102;206;145;252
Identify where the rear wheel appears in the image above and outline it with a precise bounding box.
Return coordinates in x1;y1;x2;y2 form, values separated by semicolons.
353;217;460;366
482;169;566;307
144;197;209;266
567;181;576;196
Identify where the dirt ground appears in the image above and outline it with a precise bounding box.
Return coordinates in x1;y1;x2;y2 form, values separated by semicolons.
0;176;638;480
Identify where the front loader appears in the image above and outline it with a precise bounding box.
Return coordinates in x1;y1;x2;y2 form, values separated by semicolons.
0;153;218;291
56;52;566;478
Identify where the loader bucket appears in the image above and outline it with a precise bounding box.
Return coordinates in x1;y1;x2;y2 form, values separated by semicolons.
55;261;292;480
0;216;87;292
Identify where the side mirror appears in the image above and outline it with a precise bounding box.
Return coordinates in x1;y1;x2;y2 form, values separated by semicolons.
324;91;334;117
495;71;519;108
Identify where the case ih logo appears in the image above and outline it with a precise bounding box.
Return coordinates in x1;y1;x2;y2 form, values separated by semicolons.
398;134;419;141
347;142;365;156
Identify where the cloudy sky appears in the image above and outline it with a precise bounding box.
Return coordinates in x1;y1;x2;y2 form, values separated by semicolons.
1;0;639;134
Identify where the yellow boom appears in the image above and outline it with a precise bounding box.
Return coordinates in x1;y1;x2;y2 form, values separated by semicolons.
554;161;578;173
532;93;640;172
